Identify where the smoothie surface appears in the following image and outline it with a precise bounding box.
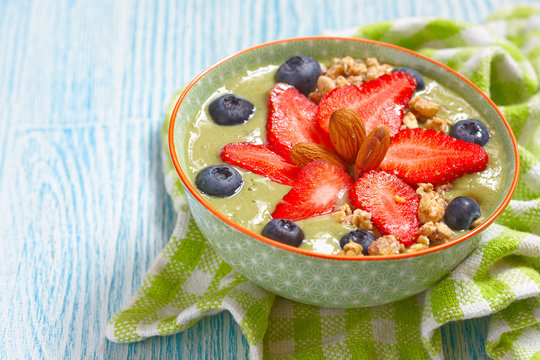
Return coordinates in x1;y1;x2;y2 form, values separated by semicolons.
183;62;505;254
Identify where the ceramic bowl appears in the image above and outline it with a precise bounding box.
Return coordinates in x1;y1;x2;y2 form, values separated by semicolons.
169;37;519;308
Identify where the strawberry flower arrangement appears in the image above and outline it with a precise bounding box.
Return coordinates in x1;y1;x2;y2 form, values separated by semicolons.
200;55;490;256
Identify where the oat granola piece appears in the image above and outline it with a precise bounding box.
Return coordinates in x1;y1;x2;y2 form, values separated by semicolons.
308;57;394;103
471;216;485;228
365;57;379;68
418;221;436;236
366;66;384;81
347;75;365;86
418;221;453;244
365;57;394;81
316;75;336;96
326;63;345;79
403;234;430;253
404;242;429;253
379;63;394;73
351;209;373;230
337;203;353;215
348;62;367;76
417;183;435;196
335;75;350;88
432;223;453;244
331;204;354;224
330;210;347;223
425;116;449;132
368;235;401;255
402;111;418;129
340;241;364;256
416;183;446;224
340;56;354;73
417;235;430;246
409;97;440;118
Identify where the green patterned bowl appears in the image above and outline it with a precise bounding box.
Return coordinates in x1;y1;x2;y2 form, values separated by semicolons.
169;37;519;308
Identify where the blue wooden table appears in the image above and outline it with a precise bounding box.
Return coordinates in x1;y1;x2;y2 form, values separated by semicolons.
1;0;535;358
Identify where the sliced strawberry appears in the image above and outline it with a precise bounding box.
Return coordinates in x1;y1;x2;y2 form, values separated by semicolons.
349;170;419;245
317;72;416;136
380;128;489;185
272;161;354;221
267;83;333;160
221;142;300;186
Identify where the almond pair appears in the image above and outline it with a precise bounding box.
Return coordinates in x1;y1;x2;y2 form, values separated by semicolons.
290;108;390;179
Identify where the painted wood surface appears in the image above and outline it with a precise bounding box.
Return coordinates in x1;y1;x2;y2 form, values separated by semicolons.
0;0;533;358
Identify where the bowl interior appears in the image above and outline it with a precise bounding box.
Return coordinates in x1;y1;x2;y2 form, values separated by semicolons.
170;37;518;258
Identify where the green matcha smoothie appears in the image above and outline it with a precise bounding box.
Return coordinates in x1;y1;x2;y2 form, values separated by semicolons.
184;63;505;255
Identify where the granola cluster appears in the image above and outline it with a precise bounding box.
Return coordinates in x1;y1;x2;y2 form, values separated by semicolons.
402;96;450;132
404;235;430;253
418;221;453;245
333;178;487;256
368;235;404;255
331;203;373;231
315;57;486;257
407;183;454;251
310;57;451;133
308;57;394;103
339;235;405;257
332;203;406;257
342;241;363;256
332;182;458;256
416;183;445;224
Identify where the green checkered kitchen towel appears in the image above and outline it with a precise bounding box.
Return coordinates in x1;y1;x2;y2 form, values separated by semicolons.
107;5;540;359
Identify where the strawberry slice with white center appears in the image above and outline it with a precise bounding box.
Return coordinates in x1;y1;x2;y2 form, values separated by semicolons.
272;161;354;221
380;128;489;185
349;170;419;245
267;83;333;160
317;71;416;136
220;142;300;186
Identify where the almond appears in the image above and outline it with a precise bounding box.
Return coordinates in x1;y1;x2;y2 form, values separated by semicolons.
290;142;349;170
354;126;390;178
328;108;366;163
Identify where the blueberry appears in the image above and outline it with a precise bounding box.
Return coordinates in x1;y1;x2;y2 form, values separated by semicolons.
392;67;425;91
262;219;305;247
195;165;243;197
444;196;481;230
449;119;490;146
276;55;321;95
339;230;376;255
208;94;254;126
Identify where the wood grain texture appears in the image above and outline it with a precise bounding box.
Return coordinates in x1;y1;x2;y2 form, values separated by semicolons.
1;0;535;358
